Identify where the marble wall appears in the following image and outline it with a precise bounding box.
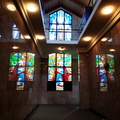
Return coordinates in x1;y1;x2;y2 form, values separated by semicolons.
0;13;41;120
88;21;120;120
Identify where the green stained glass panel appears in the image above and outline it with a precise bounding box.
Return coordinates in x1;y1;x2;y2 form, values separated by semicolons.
78;55;80;67
48;53;56;66
27;53;35;66
10;52;19;66
96;55;100;67
64;54;71;66
106;54;114;68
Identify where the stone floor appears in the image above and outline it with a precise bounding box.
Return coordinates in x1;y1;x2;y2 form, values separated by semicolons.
25;105;108;120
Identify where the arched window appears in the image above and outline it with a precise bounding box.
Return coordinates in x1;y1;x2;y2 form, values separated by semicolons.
49;9;72;41
48;53;72;91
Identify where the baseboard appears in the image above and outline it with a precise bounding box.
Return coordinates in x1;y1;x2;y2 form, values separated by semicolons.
89;108;109;120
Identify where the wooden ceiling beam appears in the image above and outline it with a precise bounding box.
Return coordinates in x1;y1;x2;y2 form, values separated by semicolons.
69;0;85;8
45;4;83;18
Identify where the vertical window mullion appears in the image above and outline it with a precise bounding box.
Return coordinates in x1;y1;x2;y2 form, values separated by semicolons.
56;11;58;40
63;12;65;41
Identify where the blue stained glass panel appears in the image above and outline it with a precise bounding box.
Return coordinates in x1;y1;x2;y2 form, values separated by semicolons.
57;10;64;24
65;33;71;41
56;67;64;81
12;31;20;39
49;32;56;40
18;67;25;81
57;32;64;41
65;25;71;31
50;24;56;31
50;12;57;23
12;23;17;28
65;13;72;24
57;25;64;31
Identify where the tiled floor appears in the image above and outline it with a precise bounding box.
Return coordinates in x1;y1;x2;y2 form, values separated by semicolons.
26;105;105;120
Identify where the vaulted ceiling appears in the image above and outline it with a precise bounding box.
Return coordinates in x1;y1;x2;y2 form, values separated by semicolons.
43;0;92;18
0;0;120;58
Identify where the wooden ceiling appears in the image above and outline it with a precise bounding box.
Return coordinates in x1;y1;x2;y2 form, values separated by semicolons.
43;0;92;17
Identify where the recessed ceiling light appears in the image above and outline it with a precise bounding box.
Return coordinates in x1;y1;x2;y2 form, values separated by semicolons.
27;4;37;12
7;4;16;11
36;35;45;40
109;49;115;52
24;35;31;39
12;46;19;49
58;46;65;51
101;38;107;41
83;36;92;41
102;6;114;15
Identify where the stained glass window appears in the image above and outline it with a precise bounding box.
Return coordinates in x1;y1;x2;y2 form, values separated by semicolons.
78;55;80;81
9;52;35;90
48;53;72;91
96;54;115;91
49;10;72;41
12;23;24;39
